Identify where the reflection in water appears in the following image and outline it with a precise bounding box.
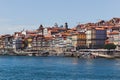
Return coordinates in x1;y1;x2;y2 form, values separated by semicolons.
84;59;95;75
0;56;119;80
86;59;94;66
114;59;120;70
72;58;79;65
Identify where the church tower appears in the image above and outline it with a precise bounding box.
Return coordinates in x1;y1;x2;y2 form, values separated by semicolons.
64;22;68;29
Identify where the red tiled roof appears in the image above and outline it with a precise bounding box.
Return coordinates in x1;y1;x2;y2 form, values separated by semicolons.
26;30;37;34
107;31;119;35
95;28;105;30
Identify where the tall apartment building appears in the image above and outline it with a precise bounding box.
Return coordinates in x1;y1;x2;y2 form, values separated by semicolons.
86;28;107;49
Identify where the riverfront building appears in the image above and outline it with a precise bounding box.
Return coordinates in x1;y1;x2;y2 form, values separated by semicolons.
71;32;86;50
0;18;120;54
85;28;106;49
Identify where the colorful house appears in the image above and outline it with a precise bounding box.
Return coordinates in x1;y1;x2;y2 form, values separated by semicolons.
107;31;119;47
71;32;86;50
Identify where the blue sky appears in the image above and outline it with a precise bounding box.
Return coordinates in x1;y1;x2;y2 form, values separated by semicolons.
0;0;120;34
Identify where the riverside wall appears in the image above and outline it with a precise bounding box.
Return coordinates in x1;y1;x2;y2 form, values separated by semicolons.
0;49;120;58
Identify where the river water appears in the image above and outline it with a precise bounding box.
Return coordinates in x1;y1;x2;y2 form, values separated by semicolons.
0;56;120;80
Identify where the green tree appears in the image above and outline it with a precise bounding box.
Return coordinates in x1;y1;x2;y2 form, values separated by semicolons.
104;43;116;50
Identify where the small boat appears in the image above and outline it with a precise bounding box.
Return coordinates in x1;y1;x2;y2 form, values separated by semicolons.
91;52;115;59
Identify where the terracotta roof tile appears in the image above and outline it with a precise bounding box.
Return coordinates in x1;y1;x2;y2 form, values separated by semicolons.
107;31;119;35
95;28;105;30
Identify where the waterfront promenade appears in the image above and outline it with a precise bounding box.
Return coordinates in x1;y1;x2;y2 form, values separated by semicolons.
0;49;120;59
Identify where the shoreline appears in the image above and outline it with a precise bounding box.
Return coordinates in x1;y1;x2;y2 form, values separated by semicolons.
0;49;120;59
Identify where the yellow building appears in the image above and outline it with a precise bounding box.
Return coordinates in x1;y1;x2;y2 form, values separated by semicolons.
27;38;33;48
71;32;86;49
0;37;4;49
